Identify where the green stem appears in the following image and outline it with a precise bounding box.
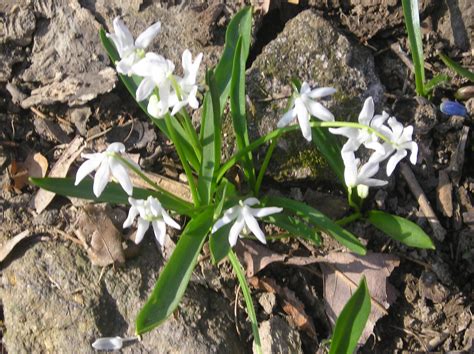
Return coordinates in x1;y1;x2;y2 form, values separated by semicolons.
347;188;361;213
177;110;202;162
217;120;393;182
336;212;362;226
164;114;200;206
228;250;262;354
255;137;279;196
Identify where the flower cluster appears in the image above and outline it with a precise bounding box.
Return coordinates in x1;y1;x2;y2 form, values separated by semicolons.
108;17;202;119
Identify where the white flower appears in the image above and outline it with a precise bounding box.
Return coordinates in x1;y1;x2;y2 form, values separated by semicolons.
376;117;418;176
277;82;336;142
329;97;387;155
342;152;387;199
212;198;282;247
107;17;161;75
169;50;203;115
75;142;135;197
123;196;181;246
132;53;175;118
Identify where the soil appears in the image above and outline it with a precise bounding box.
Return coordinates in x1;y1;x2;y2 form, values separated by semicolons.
0;0;473;353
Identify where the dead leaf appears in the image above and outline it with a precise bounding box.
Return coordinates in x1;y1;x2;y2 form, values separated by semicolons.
437;169;453;217
320;252;400;345
73;204;125;266
9;152;48;190
33;136;84;213
235;240;286;277
0;230;31;263
249;276;317;337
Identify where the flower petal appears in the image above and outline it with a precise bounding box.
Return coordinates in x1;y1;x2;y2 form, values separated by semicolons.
277;109;295;128
152;220;166;247
305;100;334;122
136;77;155;102
243;198;260;206
93;159;110;197
308;87;336;99
295;99;311;141
135;21;161;49
109;158;133;195
212;206;240;233
242;208;266;244
228;214;245;247
123;205;139;228
251;207;283;218
407;141;418;165
135;218;149;244
328;127;357;139
358;97;374;125
386;149;407;176
75;154;103;185
161;209;181;230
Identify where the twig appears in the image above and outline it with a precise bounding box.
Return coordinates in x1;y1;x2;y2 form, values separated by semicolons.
400;163;446;241
233;284;242;336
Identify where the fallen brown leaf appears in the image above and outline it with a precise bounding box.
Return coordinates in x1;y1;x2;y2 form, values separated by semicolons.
437;169;453;217
0;230;31;263
9;151;48;190
235;240;286;277
320;252;400;345
73;204;125;266
249;276;317;337
33;136;84;213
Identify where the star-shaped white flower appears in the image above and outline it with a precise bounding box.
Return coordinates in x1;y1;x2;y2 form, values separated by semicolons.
75;142;135;197
123;196;181;246
132;53;175;118
376;117;418;176
212;198;282;247
277;82;336;142
329;97;387;155
107;17;161;75
169;50;203;115
342;151;387;199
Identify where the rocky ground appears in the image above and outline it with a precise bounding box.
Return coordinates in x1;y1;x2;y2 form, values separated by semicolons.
0;0;473;353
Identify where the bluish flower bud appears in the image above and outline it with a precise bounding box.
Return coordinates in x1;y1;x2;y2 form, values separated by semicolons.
440;100;468;117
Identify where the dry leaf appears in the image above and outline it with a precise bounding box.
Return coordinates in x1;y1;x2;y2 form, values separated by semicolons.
33;136;84;213
249;276;317;337
437;169;453;217
9;152;48;190
0;230;31;263
73;204;125;266
320;252;400;345
235;240;286;277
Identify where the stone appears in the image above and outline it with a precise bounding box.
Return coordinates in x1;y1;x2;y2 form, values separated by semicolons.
0;239;243;352
434;0;473;51
70;106;92;136
0;2;36;46
246;9;384;181
256;316;303;354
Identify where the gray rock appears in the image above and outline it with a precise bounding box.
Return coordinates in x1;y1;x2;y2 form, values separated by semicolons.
255;316;303;354
0;45;25;82
434;0;473;51
0;4;36;46
246;9;384;181
0;239;243;353
70;106;92;136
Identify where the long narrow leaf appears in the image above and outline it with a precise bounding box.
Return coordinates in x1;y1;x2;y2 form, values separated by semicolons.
30;177;194;216
135;207;214;334
99;29;200;172
265;213;321;245
230;36;256;187
401;0;426;96
439;52;474;82
329;277;371;354
266;196;366;255
311;126;345;185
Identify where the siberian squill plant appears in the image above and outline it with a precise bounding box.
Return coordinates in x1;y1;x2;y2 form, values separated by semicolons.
32;7;436;353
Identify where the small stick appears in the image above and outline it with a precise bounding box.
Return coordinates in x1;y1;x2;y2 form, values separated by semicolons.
400;163;446;241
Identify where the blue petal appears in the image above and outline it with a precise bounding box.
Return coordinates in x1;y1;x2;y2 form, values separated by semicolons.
440;101;468;117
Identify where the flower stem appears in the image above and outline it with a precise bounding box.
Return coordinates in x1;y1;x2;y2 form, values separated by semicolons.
176;110;202;161
164;114;200;206
228;250;262;354
255;137;279;196
335;212;362;226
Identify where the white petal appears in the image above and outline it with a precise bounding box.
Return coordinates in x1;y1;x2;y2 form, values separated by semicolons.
359;161;380;179
243;208;266;244
112;17;134;56
341;138;362;153
386;149;407;176
136;77;155;102
152;220;167;247
109;158;133;195
92;337;123;351
123;205;139;228
243;198;260;206
295;99;312;141
308;87;336;99
358;97;374;125
135;218;149;244
131;57;157;77
300;82;311;95
251;207;283;218
181;49;192;72
161;209;181;230
364;141;385;155
306;100;334;122
407;141;418;165
228;214;245;247
75;154;103;185
116;53;137;75
387;117;404;140
135;21;161;49
93;160;110;197
328;127;357;139
342;152;358;187
187;86;199;109
212;206;241;233
364;178;388;187
277;109;296;128
107;142;126;153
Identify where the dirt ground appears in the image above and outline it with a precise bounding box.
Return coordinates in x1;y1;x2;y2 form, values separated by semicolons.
0;0;473;352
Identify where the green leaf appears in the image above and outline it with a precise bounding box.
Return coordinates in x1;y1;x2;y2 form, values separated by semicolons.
135;207;214;335
209;222;232;264
439;52;474;82
230;36;256;187
198;71;222;205
266;196;366;255
367;210;435;249
401;0;426;96
424;73;450;93
99;29;200;172
265;213;321;245
329;277;371;354
214;6;252;114
311;126;345;185
30;177;194;216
